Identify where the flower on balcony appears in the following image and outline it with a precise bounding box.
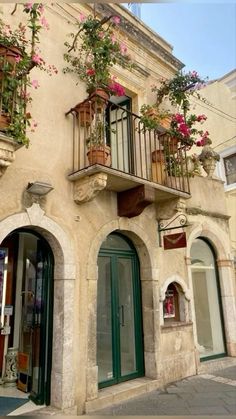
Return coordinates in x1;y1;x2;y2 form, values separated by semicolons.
139;104;171;130
167;113;209;148
0;3;57;146
152;70;208;114
63;13;134;96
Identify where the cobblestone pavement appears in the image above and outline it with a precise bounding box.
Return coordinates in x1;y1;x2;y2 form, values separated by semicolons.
89;366;236;416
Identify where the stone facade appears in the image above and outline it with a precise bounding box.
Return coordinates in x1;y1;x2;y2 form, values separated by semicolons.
189;70;236;277
0;3;236;415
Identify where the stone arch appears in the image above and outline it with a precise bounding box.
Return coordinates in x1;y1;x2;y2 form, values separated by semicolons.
86;219;156;281
186;221;230;261
86;219;159;402
0;205;76;410
159;274;191;325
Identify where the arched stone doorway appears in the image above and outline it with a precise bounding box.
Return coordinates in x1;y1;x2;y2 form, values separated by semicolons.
85;220;159;402
97;232;144;388
0;207;76;410
0;229;54;405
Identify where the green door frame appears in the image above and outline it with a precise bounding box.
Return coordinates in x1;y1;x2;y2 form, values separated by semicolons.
98;234;144;389
29;234;54;405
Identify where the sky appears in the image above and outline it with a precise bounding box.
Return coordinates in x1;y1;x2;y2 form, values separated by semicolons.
124;2;236;81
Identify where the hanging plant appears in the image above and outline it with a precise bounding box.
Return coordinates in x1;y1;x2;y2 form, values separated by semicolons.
63;13;134;97
0;3;57;146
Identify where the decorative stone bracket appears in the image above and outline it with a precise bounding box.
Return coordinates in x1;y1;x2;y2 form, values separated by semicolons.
73;172;108;204
0;134;20;177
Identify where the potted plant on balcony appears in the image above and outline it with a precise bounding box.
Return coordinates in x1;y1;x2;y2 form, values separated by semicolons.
86;119;111;165
165;112;209;151
0;4;57;176
140;104;171;132
0;5;57;140
63;13;133;105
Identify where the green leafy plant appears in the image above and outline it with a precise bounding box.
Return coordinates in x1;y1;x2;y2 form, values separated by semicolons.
152;70;208;116
86;120;106;147
139;104;171;130
0;3;57;146
63;13;134;96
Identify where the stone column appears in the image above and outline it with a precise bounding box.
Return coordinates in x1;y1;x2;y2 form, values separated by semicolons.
217;260;236;356
86;263;99;401
51;277;75;409
141;267;160;380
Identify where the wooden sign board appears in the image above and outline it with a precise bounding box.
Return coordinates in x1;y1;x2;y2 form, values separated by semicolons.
163;232;187;250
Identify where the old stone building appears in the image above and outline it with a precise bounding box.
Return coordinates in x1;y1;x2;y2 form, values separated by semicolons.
189;69;236;275
0;3;235;415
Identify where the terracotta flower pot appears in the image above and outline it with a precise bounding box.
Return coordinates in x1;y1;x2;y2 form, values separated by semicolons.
0;44;22;68
0;113;10;130
161;136;179;153
73;102;94;127
152;149;165;163
87;145;111;166
160;115;171;129
89;88;110;113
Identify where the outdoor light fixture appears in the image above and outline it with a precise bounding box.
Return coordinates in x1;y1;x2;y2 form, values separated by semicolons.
27;181;54;196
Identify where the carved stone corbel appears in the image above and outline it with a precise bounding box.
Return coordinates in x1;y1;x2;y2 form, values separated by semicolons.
73;173;108;204
0;134;19;177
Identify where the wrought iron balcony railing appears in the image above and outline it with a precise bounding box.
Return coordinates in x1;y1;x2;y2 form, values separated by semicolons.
67;94;190;194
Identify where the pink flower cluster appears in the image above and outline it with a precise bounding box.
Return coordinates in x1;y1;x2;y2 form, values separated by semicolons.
196;131;210;147
169;113;210;147
23;3;49;29
108;81;125;96
86;68;96;76
172;114;190;138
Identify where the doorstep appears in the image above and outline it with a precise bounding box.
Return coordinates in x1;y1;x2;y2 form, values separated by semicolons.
85;377;162;413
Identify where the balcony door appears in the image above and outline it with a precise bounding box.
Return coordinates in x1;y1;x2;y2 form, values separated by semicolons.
97;233;144;388
108;97;133;174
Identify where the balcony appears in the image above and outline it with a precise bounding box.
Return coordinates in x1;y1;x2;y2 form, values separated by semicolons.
67;94;191;214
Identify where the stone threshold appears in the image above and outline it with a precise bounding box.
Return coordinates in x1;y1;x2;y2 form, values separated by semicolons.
85;377;162;413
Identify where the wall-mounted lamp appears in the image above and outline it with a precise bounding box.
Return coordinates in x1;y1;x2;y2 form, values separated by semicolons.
26;181;54;196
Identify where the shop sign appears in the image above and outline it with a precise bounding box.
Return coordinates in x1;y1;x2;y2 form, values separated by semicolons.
163;232;187;250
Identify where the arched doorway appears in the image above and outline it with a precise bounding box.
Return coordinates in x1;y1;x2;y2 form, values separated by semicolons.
190;238;226;360
97;232;144;388
0;229;54;405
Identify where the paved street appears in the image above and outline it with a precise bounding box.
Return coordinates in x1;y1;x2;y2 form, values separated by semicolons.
89;365;236;416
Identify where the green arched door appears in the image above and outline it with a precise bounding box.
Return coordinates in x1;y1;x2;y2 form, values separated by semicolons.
97;233;144;388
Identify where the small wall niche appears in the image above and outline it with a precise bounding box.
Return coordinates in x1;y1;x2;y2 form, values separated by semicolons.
160;278;191;326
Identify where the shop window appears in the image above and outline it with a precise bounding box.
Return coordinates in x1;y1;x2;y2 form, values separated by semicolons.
163;283;180;323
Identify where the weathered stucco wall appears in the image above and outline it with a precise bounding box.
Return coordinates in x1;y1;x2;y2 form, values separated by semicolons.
0;3;236;415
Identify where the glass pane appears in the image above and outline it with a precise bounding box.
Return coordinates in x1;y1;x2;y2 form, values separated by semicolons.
97;256;113;383
118;258;136;376
110;106;129;172
224;153;236;185
191;239;225;359
101;234;131;251
31;256;44;395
